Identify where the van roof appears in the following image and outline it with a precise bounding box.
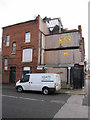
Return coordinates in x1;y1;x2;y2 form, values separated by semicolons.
26;73;58;75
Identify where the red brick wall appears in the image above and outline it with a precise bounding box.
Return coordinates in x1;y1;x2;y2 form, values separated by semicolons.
0;50;2;83
2;16;41;83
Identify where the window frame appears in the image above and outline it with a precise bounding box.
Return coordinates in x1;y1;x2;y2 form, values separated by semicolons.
6;35;10;46
25;32;31;43
12;42;16;54
4;58;8;70
22;48;33;62
20;75;30;83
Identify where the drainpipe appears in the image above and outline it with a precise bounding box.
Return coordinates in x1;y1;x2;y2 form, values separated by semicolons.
68;67;71;87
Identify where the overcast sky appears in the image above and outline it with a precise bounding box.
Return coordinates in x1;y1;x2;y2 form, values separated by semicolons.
0;0;89;60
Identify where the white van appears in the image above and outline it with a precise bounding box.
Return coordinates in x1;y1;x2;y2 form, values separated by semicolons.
16;73;61;95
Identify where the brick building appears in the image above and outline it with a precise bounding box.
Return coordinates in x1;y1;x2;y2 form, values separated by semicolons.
2;15;49;83
2;15;85;88
0;48;2;83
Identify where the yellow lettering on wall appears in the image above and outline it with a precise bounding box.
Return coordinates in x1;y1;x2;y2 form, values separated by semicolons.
64;53;68;55
59;36;71;43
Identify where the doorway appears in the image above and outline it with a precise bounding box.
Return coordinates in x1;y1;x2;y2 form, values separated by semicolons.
22;67;32;77
71;65;84;89
10;67;16;83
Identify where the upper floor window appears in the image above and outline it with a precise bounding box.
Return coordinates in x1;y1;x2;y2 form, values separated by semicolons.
25;32;30;43
22;48;33;62
12;42;16;54
4;58;8;70
6;35;10;46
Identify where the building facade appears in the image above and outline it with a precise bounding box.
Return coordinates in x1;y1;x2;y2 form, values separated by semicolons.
0;48;2;83
2;15;85;89
2;15;49;83
44;27;85;89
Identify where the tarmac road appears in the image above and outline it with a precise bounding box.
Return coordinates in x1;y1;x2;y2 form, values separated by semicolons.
2;87;70;119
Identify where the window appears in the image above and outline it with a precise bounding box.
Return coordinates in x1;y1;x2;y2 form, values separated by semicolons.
4;58;8;70
22;48;33;62
6;35;10;46
25;32;30;43
20;75;30;83
12;42;16;54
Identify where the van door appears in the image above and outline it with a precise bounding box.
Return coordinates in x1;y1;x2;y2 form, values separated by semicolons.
20;75;31;90
28;75;41;91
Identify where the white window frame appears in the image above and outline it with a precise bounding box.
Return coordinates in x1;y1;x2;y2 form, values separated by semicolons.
6;35;10;46
23;67;31;71
12;42;16;54
4;58;8;70
25;32;30;43
22;48;33;62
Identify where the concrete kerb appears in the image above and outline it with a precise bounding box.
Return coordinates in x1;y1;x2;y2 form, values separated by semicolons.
57;88;86;95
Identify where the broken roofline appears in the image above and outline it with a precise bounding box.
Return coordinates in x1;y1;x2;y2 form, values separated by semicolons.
2;15;62;29
45;29;80;36
43;17;63;25
2;15;82;37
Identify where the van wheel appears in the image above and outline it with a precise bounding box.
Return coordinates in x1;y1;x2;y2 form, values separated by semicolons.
17;86;23;93
43;88;49;95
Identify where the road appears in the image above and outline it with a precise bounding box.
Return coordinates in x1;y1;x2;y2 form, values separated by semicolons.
2;88;70;119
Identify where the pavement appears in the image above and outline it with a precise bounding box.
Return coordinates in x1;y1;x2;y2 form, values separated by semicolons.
2;84;89;119
53;95;88;119
55;87;89;119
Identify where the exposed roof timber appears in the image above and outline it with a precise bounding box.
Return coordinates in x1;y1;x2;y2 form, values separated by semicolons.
43;17;63;27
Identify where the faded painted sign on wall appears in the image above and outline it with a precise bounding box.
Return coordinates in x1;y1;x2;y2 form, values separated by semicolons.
59;36;71;43
64;53;68;55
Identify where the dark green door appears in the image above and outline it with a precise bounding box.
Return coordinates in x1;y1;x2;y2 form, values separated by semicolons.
10;67;16;83
71;66;83;89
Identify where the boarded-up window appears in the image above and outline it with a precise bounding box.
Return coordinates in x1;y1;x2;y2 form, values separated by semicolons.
22;48;33;62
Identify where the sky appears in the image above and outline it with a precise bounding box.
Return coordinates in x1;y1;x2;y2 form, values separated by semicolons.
0;0;89;60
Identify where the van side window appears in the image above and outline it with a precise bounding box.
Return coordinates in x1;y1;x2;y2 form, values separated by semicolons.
20;75;30;82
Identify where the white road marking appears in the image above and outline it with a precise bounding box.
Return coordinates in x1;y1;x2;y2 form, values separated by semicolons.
2;94;65;104
2;94;44;102
50;100;65;104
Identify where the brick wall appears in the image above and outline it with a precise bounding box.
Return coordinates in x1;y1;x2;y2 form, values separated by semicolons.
0;50;2;83
2;16;41;83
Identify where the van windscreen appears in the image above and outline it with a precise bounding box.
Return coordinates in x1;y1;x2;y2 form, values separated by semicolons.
21;75;30;82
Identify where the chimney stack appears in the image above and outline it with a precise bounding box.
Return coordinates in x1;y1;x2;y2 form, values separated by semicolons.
78;25;82;40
